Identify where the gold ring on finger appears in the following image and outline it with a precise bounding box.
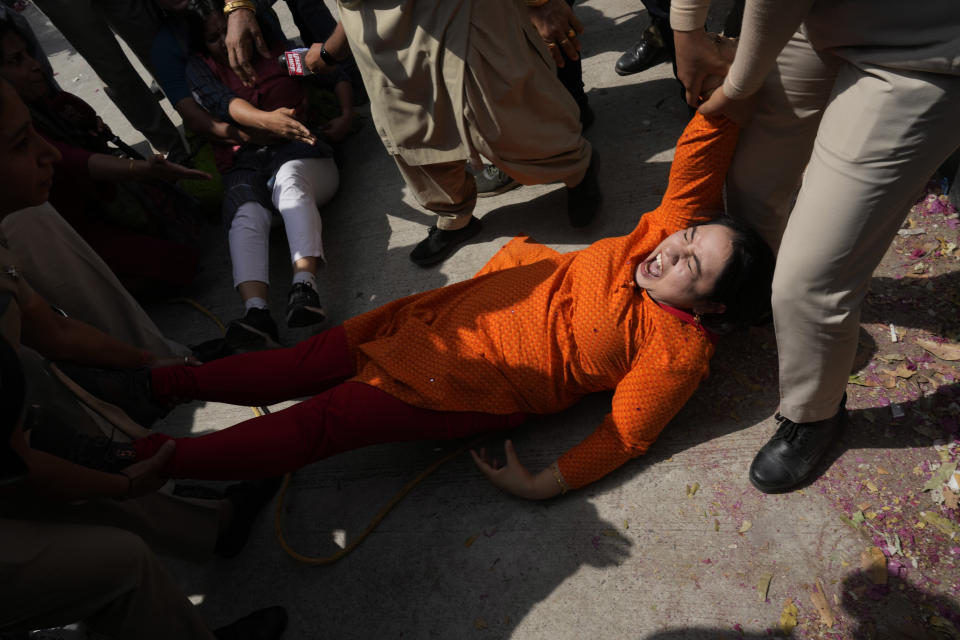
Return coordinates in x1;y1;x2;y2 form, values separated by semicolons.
560;38;570;45
567;29;576;38
544;41;556;48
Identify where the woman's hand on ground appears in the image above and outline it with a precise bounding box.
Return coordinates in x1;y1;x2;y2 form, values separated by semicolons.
528;0;584;68
471;440;562;500
320;114;352;142
674;30;735;107
120;440;175;498
226;8;270;86
258;108;317;145
147;154;211;182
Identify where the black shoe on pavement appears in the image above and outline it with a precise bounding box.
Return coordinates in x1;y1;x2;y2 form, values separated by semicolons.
224;308;281;355
215;477;284;558
285;282;325;328
27;405;137;472
475;165;520;198
212;606;288;640
749;397;846;493
615;26;670;76
55;363;168;428
409;217;483;267
567;149;601;227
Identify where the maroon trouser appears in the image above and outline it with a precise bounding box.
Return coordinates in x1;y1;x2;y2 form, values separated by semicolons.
137;327;524;479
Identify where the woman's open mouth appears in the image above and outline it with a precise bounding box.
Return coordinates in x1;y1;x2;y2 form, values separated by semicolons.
642;252;663;278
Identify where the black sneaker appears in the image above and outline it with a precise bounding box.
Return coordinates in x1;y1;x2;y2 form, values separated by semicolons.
749;396;847;493
212;606;288;640
224;308;281;355
54;364;168;428
567;148;601;227
286;282;325;328
26;405;137;472
475;165;520;198
409;216;483;267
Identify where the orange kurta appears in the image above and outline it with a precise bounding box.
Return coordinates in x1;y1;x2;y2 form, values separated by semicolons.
343;114;739;489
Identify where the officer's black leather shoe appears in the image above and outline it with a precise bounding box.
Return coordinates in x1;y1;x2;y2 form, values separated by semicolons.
749;396;846;493
409;217;483;266
615;28;669;76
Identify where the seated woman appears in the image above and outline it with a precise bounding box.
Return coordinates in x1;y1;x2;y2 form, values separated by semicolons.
0;17;210;294
183;2;351;352
93;112;773;498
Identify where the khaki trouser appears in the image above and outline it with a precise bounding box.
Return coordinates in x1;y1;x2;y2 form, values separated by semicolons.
2;203;185;359
29;0;186;156
393;2;591;231
0;520;214;639
727;30;960;422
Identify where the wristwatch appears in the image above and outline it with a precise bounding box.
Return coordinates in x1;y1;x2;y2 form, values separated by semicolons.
319;44;339;66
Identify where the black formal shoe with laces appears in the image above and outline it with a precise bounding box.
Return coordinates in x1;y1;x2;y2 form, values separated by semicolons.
409;216;483;266
749;396;847;493
614;26;670;76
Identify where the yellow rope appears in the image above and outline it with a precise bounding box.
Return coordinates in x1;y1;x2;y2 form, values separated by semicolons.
263;397;483;565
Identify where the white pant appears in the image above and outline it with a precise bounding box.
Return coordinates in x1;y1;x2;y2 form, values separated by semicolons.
229;157;339;288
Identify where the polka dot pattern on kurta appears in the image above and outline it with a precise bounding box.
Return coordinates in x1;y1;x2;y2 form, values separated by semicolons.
343;114;740;490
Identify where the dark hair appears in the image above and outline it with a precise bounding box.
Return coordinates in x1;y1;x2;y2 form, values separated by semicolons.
186;2;219;56
697;216;775;334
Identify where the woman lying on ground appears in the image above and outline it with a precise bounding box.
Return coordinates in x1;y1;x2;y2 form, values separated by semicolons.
183;2;353;354
79;112;774;498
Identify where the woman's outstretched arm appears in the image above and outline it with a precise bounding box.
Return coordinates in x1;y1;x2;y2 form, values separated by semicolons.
557;332;710;492
654;113;740;230
227;99;317;146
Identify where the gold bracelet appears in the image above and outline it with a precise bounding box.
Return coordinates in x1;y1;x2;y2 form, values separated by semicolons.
223;0;256;16
525;0;550;6
550;463;569;495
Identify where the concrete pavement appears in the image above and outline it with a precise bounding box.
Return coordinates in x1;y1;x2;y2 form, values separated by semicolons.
18;0;960;637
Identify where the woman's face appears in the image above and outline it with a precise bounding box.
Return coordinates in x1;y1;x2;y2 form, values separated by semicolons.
204;12;229;67
0;80;61;216
0;32;48;104
634;223;734;313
